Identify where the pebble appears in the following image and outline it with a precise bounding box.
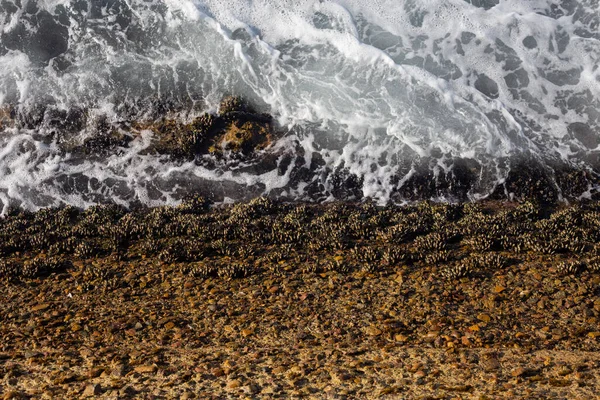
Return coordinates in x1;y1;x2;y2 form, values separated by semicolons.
30;303;50;312
413;370;427;379
365;326;382;336
82;384;101;397
164;321;175;330
3;391;21;400
134;365;157;374
493;285;506;293
482;357;501;371
394;334;408;342
477;314;491;323
112;364;126;377
226;379;241;389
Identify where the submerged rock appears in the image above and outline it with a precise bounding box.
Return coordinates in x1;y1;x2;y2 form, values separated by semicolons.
0;106;14;129
136;96;274;159
47;96;274;159
208;120;272;155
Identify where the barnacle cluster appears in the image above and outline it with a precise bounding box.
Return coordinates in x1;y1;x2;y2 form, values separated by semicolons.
440;263;473;280
2;198;600;283
556;260;583;276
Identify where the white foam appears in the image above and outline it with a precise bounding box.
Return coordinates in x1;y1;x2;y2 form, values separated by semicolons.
0;0;598;210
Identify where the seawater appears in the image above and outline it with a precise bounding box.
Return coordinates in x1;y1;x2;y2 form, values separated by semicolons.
0;0;599;212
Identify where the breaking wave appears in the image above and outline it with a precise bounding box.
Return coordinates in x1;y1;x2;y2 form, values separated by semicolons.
0;0;599;211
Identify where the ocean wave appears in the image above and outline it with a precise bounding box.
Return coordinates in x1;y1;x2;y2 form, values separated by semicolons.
0;0;599;211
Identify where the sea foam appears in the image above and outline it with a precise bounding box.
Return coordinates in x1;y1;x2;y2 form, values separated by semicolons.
0;0;598;211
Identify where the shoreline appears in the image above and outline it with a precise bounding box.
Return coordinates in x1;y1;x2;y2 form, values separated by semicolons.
1;199;600;398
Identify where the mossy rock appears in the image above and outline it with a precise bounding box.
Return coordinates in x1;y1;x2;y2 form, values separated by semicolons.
53;97;274;159
218;96;254;116
209;120;272;155
0;106;15;129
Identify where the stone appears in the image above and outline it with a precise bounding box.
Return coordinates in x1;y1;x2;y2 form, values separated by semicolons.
88;367;103;379
164;321;175;330
477;314;491;323
394;334;408;342
493;285;506;293
482;357;501;371
365;326;382;336
83;384;101;397
414;370;427;379
226;379;241;389
134;365;157;374
112;364;126;377
241;328;254;337
3;391;22;400
30;303;50;312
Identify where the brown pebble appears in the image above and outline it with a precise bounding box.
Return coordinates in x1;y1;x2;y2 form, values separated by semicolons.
394;334;408;342
482;357;501;371
511;367;533;377
493;285;506;293
226;379;241;389
3;391;21;400
88;367;104;379
549;378;571;387
134;365;157;374
558;367;573;376
365;326;382;336
112;364;126;377
414;370;426;379
83;384;101;397
30;303;50;312
164;321;175;330
477;314;491;323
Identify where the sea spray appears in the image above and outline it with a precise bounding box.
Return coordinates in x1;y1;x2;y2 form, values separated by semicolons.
0;0;599;211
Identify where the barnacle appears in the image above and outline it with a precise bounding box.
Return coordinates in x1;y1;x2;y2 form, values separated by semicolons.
440;263;473;280
218;262;253;279
466;235;495;252
351;246;379;263
477;253;506;270
184;262;217;278
74;241;97;259
414;232;447;252
22;257;66;279
425;250;451;265
382;247;406;266
587;257;600;273
556;260;581;276
0;260;19;280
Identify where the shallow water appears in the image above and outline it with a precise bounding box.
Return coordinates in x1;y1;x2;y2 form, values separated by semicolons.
0;0;599;212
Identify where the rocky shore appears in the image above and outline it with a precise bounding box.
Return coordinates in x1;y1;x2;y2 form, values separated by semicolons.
2;96;600;205
1;199;600;398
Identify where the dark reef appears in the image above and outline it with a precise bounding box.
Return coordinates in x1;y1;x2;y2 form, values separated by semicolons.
2;197;600;284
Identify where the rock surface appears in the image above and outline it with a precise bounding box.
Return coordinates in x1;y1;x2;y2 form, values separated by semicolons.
0;199;600;398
